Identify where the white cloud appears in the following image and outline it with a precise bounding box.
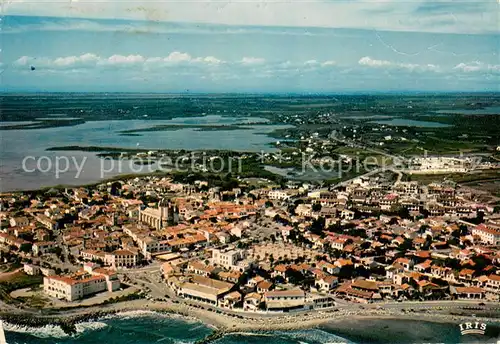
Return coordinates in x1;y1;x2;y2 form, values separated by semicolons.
164;52;192;63
321;60;336;67
102;54;145;66
304;60;318;65
13;56;31;66
13;52;226;71
240;57;266;65
454;61;500;73
193;56;223;65
358;56;438;72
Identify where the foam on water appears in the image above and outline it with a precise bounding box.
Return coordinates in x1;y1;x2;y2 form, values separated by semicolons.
3;323;69;339
274;329;352;344
75;321;108;334
216;328;352;344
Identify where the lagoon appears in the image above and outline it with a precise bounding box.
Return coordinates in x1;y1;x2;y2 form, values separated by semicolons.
371;118;451;128
0;115;290;191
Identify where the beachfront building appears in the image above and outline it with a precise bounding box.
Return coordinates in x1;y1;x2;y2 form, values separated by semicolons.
43;264;120;301
264;289;306;312
176;276;234;306
450;286;485;300
243;292;262;311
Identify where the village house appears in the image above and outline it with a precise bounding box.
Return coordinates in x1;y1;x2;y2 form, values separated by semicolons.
316;275;339;292
10;216;29;227
32;241;57;255
243;292;262;311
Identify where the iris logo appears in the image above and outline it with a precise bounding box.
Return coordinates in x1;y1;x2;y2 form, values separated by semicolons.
459;322;487;336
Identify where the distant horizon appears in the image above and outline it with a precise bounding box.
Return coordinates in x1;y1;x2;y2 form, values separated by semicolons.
1;91;500;96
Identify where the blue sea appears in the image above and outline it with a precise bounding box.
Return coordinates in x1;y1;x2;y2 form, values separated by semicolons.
3;312;499;344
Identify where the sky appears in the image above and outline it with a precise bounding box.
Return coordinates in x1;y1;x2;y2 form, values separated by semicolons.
1;0;499;93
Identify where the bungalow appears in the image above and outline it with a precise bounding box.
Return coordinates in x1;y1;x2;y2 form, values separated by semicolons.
394;258;413;271
187;261;216;277
386;264;404;280
336;279;381;303
316;275;339;292
431;266;454;282
247;275;265;288
317;261;339;275
257;280;274;294
417;280;441;294
485;274;500;292
272;264;288;279
450;286;485;300
334;259;353;269
244;292;262;311
219;291;242;309
218;271;242;284
414;260;432;273
458;268;475;284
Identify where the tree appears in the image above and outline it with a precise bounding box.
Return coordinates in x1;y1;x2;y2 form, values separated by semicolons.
285;268;305;284
269;254;275;266
419;225;429;234
312;203;322;212
309;217;325;235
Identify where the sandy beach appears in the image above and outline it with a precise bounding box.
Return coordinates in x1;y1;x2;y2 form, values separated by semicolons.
1;298;498;335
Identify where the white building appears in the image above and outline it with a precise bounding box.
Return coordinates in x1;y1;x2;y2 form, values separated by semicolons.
268;189;295;201
43;265;120;301
472;224;500;245
211;248;245;269
264;289;305;311
104;249;138;268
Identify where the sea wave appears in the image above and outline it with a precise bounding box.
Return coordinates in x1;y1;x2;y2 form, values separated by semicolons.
216;329;352;344
274;329;352;344
3;320;108;339
75;321;108;334
3;323;70;339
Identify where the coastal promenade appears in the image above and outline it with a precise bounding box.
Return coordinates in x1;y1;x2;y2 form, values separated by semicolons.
1;297;498;336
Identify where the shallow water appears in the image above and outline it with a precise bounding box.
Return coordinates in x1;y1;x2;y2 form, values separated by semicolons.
4;313;498;344
0;115;289;191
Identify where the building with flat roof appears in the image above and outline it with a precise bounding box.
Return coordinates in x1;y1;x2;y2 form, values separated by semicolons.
176;275;234;306
211;247;245;270
264;289;305;311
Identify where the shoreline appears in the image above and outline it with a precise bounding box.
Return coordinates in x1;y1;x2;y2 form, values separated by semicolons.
1;300;498;337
